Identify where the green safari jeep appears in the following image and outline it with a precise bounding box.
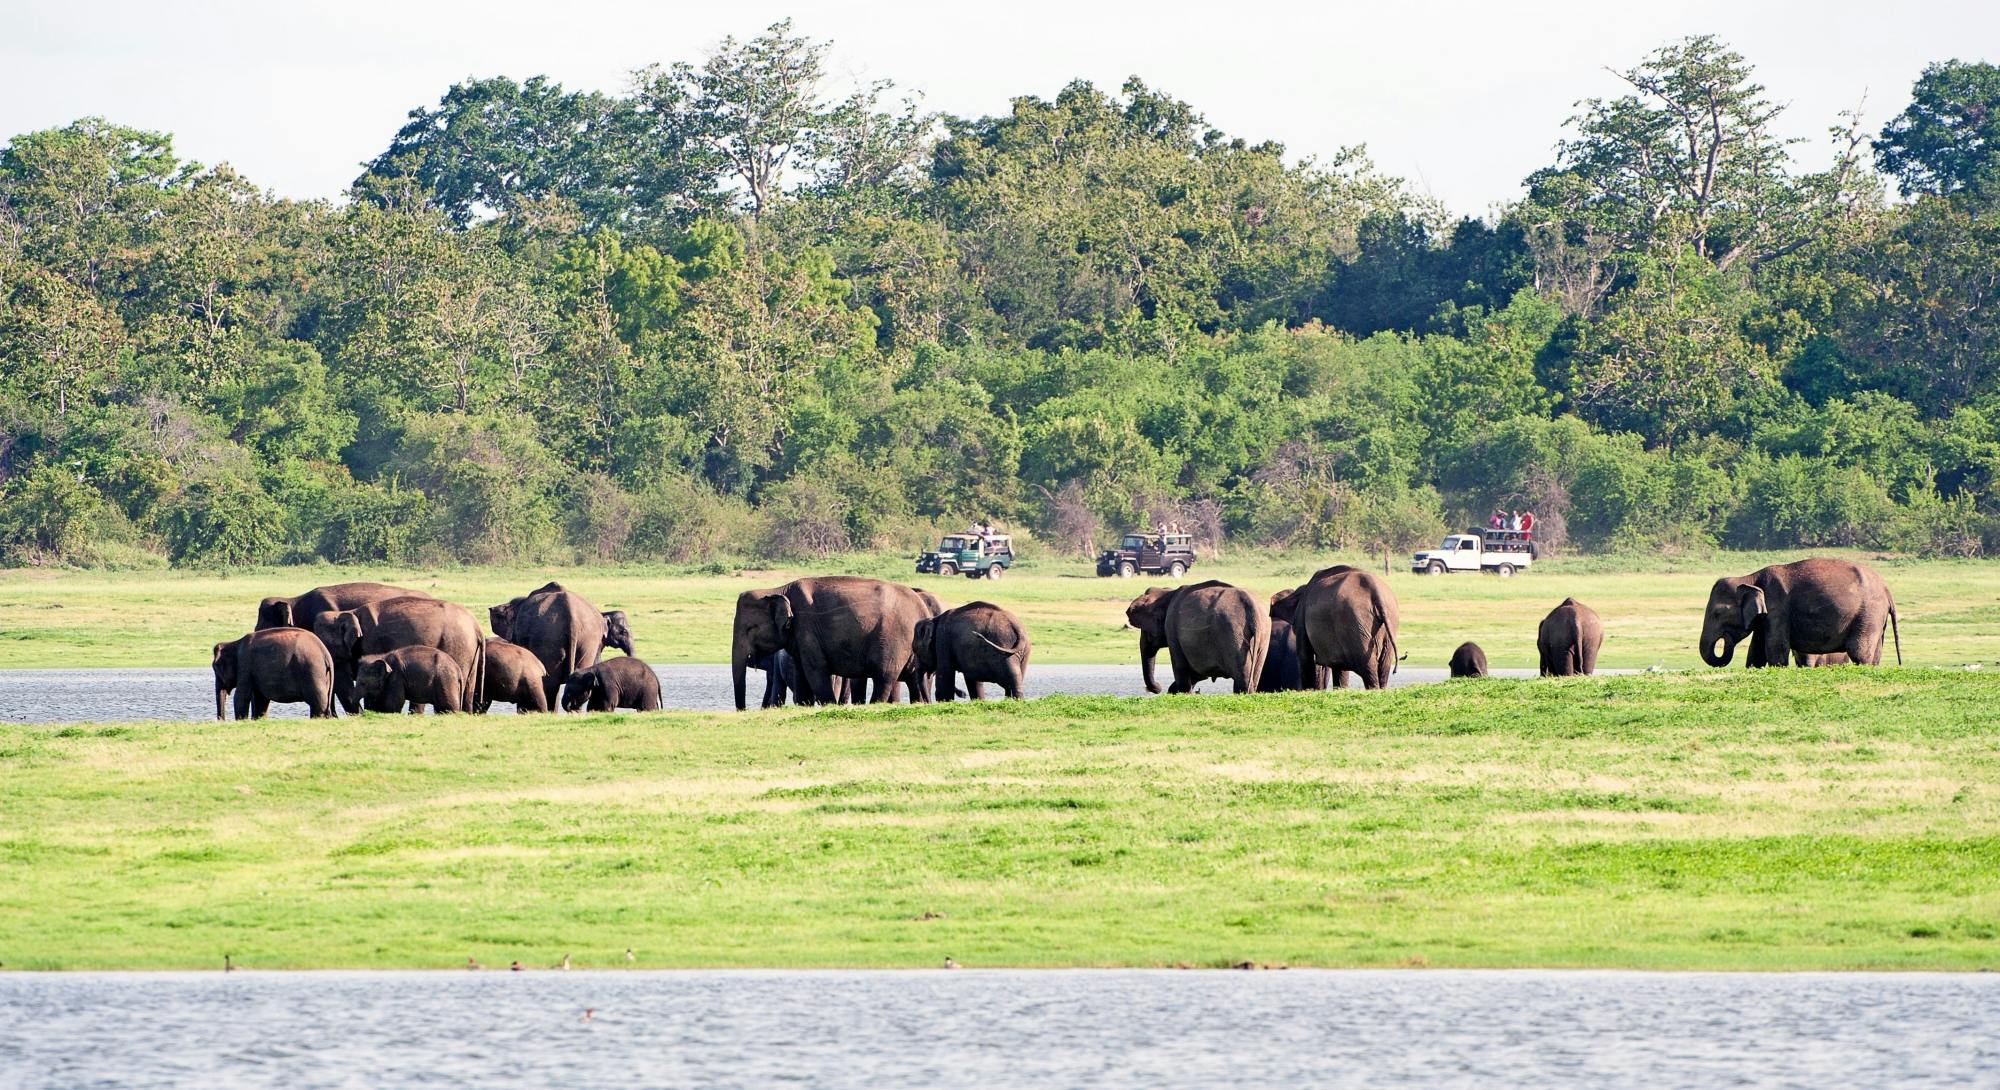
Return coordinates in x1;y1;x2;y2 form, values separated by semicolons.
916;534;1015;579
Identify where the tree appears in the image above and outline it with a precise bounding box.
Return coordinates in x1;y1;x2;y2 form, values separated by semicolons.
0;118;187;292
1523;37;1804;276
0;268;125;417
1875;61;2000;201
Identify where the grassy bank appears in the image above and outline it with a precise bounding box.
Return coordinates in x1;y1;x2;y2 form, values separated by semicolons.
2;550;1997;671
3;671;1998;970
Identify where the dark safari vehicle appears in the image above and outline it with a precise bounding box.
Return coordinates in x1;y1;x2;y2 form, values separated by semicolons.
917;533;1015;579
1097;532;1196;578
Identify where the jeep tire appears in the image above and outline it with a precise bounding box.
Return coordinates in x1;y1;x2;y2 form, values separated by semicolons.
1167;561;1186;578
1118;561;1136;578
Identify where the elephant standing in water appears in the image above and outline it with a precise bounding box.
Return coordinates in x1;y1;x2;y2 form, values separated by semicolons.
314;597;485;714
481;638;551;713
1537;598;1603;677
213;628;335;719
1699;558;1901;668
1258;618;1309;692
1271;566;1400;690
560;657;663;712
915;601;1032;699
257;582;430;632
1126;580;1270;694
356;646;467;713
489;583;634;711
731;577;932;709
1449;641;1488;678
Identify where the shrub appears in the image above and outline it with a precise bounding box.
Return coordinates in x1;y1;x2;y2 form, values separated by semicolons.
563;471;637;562
390;413;562;563
0;465;123;565
318;479;424;564
628;475;752;562
157;473;287;567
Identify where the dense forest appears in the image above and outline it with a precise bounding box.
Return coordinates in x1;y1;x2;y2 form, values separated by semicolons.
2;25;1998;567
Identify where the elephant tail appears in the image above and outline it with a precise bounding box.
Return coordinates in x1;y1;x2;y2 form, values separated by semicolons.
974;632;1027;657
1376;614;1400;675
1890;602;1903;666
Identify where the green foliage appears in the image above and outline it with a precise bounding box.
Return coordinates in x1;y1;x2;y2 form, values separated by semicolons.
1;32;1995;567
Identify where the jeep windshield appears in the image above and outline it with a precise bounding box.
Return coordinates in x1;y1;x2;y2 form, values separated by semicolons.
937;536;971;552
1120;535;1150;550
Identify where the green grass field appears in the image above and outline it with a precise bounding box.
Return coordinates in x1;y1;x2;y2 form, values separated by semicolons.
3;671;1998;970
2;549;1996;670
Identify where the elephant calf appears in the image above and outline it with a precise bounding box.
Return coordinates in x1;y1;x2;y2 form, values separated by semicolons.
560;657;663;713
482;637;551;713
357;646;468;713
916;601;1032;700
213;628;336;720
1537;599;1603;677
1449;641;1489;678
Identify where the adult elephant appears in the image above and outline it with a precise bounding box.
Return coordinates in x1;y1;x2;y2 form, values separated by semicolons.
257;582;431;632
915;601;1032;700
1699;558;1901;668
730;577;931;709
488;583;634;711
1271;566;1400;690
314;596;485;714
212;628;335;720
1537;598;1603;677
1126;580;1270;694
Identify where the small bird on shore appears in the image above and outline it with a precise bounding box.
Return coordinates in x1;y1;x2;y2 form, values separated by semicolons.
625;948;635;964
224;954;236;973
510;960;524;972
581;1008;596;1022
943;956;960;970
555;954;571;970
467;956;482;970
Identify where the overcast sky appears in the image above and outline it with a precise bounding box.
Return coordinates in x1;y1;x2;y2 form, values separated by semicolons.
3;0;1992;216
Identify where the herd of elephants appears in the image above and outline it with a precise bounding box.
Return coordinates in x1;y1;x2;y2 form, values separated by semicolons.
209;557;1904;719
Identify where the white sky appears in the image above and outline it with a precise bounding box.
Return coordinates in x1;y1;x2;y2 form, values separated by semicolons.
2;0;1992;216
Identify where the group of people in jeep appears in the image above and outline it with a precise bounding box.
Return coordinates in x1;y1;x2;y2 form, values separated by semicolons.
1490;509;1536;535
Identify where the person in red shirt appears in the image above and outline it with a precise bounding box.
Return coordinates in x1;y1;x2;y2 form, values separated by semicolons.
1521;510;1535;535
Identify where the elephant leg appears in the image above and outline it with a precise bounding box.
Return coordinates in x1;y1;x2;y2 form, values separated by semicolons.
799;647;839;705
251;695;270;720
333;665;360;715
1002;664;1024;700
1166;645;1196;694
1762;625;1793;669
1330;669;1350;690
935;644;958;703
233;687;251;721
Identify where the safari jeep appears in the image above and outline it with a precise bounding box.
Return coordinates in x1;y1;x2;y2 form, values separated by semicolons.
1410;528;1536;577
917;533;1014;579
1096;532;1197;578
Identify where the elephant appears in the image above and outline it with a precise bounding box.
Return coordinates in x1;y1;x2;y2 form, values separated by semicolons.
1449;641;1488;678
212;627;335;719
1699;558;1901;669
1270;566;1400;690
560;657;663;712
481;637;550;713
915;601;1032;700
1749;626;1855;667
314;596;485;714
753;650;795;708
257;582;431;633
1258;618;1310;691
356;646;467;713
1126;580;1270;694
489;583;634;711
1537;598;1603;677
730;577;932;709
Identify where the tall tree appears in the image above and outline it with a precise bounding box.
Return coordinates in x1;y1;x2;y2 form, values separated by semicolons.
1875;60;2000;201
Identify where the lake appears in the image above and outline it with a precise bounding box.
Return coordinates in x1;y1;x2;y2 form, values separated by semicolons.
0;969;1993;1089
0;664;1555;722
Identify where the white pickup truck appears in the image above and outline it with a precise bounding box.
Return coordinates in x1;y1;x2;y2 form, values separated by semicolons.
1411;528;1537;577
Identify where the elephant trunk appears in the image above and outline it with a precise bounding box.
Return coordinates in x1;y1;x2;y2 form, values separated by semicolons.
732;641;750;711
215;685;229;721
1140;632;1163;695
1701;631;1736;668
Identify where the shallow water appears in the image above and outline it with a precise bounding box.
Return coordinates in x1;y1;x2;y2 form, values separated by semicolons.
0;969;1993;1089
0;664;1550;723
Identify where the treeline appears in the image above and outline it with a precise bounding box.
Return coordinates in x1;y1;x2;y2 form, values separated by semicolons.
2;26;1998;567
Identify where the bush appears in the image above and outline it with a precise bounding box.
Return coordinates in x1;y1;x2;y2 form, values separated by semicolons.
757;476;852;559
628;476;754;562
318;479;424;564
0;465;124;565
390;413;562;563
157;473;287;567
563;471;637;562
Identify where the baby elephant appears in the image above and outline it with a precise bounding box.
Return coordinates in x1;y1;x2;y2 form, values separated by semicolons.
560;657;662;712
915;601;1032;699
212;627;336;719
356;646;468;713
1449;641;1488;678
482;637;550;713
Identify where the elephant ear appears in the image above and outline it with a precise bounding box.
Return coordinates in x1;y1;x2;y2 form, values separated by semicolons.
1737;584;1769;631
488;603;513;640
212;641;238;686
768;597;794;644
914;617;936;662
